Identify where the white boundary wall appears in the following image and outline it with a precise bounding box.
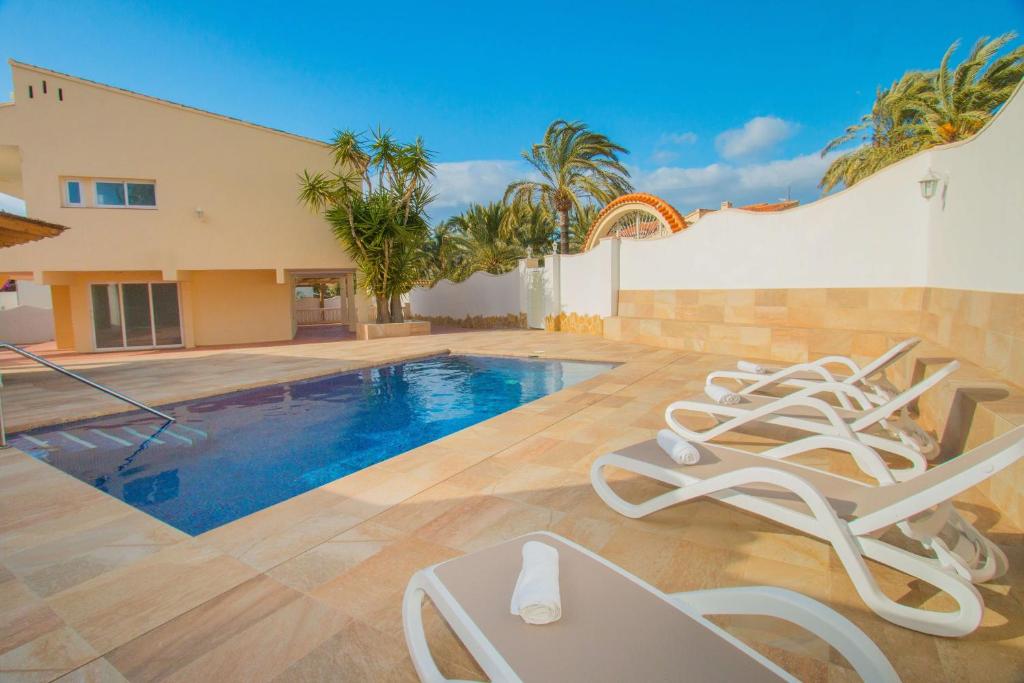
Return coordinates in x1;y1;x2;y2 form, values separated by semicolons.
406;85;1023;324
410;269;520;318
559;239;620;316
613;83;1023;294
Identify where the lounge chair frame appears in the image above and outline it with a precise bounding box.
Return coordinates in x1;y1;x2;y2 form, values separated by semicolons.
590;428;1024;636
668;360;960;480
403;531;900;682
710;337;921;409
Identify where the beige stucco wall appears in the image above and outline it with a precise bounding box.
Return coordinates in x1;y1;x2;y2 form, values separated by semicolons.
0;61;371;350
0;61;353;275
48;269;296;351
188;270;295;346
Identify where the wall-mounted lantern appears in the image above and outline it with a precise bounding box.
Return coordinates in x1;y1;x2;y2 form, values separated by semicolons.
918;170;940;200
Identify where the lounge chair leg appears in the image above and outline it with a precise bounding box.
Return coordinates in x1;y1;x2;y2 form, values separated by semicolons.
899;503;1010;583
672;586;900;682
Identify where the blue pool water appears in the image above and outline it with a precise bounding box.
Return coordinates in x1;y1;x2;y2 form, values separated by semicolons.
15;354;614;535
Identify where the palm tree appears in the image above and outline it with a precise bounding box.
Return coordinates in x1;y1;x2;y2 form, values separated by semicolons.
505;120;632;254
908;34;1024;145
819;71;933;192
568;203;601;253
820;33;1023;192
417;222;462;284
446;203;523;277
298;128;435;323
506;203;557;256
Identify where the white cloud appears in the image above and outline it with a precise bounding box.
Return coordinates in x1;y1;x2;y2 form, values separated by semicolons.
659;131;698;146
0;193;25;216
650;149;679;164
715;116;798;159
432;160;527;209
636;152;834;209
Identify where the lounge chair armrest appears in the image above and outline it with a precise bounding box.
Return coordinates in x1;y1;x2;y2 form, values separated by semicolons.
673;587;900;682
666;394;858;443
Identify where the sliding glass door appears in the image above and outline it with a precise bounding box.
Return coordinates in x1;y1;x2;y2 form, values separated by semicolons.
91;283;182;349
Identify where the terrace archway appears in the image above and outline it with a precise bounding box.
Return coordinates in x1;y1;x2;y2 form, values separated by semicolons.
581;193;687;251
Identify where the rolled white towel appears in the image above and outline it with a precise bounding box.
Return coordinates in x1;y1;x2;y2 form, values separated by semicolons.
510;541;561;625
704;383;741;405
657;429;701;465
737;360;770;374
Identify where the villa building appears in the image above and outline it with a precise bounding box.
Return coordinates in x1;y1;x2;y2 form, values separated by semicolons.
0;60;364;352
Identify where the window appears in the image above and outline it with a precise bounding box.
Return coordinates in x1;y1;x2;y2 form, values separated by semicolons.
95;181;127;206
91;282;182;349
65;180;82;206
60;177;157;209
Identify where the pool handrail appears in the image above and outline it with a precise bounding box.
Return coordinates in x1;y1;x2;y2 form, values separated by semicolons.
0;342;174;448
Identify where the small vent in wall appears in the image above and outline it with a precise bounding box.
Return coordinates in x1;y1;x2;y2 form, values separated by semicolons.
42;80;47;94
28;85;33;98
58;88;63;101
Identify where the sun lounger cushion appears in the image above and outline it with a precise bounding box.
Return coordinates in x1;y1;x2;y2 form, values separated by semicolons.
433;532;787;682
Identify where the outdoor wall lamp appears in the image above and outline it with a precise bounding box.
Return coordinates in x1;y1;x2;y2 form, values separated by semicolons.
918;170;940;200
194;206;205;219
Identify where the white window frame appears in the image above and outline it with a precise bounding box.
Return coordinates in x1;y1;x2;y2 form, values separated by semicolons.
62;178;85;207
88;281;183;351
93;179;158;209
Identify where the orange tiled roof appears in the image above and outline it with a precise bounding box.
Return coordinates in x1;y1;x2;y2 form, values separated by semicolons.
736;199;799;212
582;193;687;250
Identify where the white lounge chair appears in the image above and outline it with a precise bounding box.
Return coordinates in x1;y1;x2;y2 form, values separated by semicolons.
668;360;960;481
713;337;921;408
403;532;900;682
590;426;1024;636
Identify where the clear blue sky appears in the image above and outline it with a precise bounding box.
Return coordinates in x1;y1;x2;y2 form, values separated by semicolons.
1;0;1022;219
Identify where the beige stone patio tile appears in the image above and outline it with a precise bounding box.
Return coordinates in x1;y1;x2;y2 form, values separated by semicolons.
0;625;97;683
46;540;258;654
106;574;349;683
5;512;184;598
54;657;129;682
271;618;418;682
414;494;564;554
266;522;406;594
310;536;459;620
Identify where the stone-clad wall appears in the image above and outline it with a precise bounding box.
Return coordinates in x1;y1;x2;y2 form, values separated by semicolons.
609;287;1023;387
921;289;1024;388
608;287;924;364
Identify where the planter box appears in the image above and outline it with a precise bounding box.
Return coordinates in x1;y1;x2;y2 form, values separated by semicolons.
356;320;431;340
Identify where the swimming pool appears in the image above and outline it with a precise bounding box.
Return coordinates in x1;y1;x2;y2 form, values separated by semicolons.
14;354;615;535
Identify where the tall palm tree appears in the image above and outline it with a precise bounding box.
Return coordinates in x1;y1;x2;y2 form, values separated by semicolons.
446;203;524;277
820;33;1023;192
505;120;632;254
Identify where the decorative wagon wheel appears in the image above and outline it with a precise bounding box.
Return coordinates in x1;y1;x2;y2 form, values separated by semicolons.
581;193;687;252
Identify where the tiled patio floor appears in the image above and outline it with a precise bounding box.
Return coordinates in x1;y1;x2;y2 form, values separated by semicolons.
1;330;1022;681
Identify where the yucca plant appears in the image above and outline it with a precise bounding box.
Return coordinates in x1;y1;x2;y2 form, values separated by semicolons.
299;128;435;323
505;120;632;254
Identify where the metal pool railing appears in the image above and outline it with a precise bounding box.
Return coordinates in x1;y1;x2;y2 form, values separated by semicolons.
0;342;174;448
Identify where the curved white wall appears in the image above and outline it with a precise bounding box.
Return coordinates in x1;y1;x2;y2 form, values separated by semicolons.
410;270;520;318
614;82;1023;294
619;152;932;290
